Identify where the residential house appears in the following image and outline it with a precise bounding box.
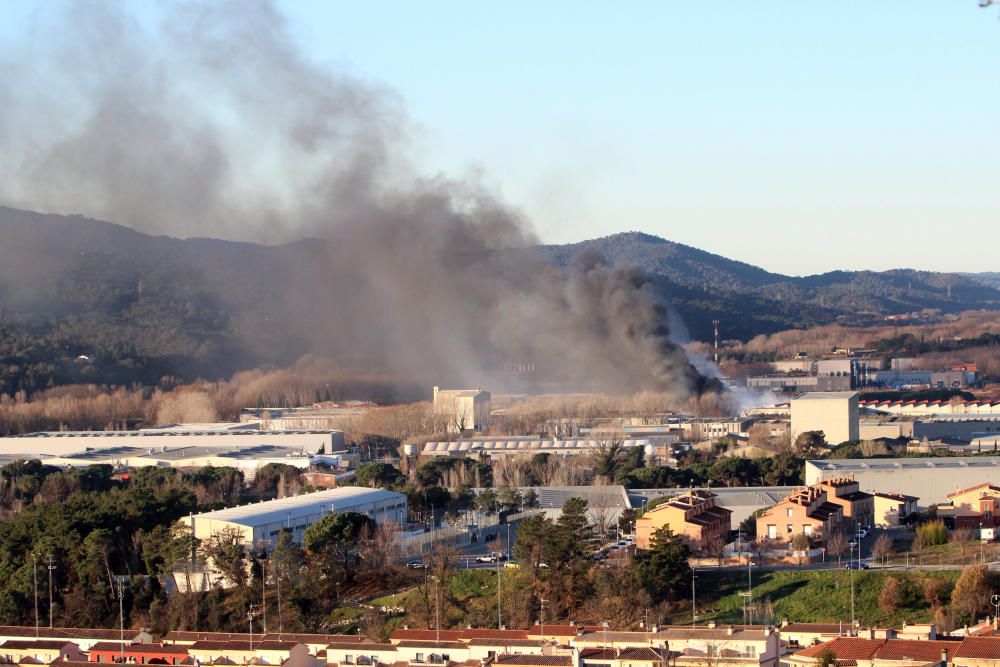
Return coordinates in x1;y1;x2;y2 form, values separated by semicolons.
871;493;919;527
936;483;1000;530
653;626;780;667
0;626;152;652
756;487;843;544
953;636;1000;667
578;647;665;667
636;491;732;551
186;640;308;665
493;656;574;667
787;637;959;667
88;642;189;664
526;625;602;645
816;478;874;530
777;623;849;649
324;642;397;666
0;639;85;664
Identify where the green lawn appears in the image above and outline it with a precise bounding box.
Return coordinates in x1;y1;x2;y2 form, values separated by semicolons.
680;569;959;627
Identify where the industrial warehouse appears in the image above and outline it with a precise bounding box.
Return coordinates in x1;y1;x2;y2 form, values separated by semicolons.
182;486;408;546
0;427;345;456
805;456;1000;504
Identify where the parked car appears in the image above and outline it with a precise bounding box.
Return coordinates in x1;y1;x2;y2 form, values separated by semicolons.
491;551;508;561
406;558;426;569
844;560;869;570
504;560;520;569
476;554;497;563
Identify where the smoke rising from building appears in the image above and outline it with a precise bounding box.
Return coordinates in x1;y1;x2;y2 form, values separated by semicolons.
0;1;713;397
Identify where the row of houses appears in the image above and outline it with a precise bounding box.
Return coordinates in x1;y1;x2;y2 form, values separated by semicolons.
11;620;1000;667
0;624;782;667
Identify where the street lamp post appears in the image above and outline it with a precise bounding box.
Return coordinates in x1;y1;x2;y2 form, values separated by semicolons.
981;523;986;565
691;567;696;628
46;554;56;628
849;540;857;629
496;557;502;629
539;598;548;638
32;554;38;638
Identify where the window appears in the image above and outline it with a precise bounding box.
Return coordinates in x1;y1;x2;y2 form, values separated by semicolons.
787;508;794;517
415;654;424;663
786;524;794;534
767;525;777;539
804;525;812;536
744;646;757;657
345;656;354;664
707;645;718;657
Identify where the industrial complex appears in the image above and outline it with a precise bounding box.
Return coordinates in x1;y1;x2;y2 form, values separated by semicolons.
182;486;408;546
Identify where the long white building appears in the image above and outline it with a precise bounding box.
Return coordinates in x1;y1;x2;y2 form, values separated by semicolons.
181;487;408;546
39;445;317;481
805;456;1000;505
0;428;345;457
422;437;656;459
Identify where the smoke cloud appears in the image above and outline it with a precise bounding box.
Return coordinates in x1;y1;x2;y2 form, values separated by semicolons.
0;1;713;397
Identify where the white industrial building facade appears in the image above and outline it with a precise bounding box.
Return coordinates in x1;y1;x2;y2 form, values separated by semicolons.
805;456;1000;505
182;487;407;546
791;391;859;445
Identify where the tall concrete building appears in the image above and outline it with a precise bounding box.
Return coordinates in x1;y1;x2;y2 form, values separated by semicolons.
791;391;859;445
433;387;490;432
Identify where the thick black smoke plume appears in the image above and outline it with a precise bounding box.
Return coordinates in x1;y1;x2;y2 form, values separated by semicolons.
0;0;711;396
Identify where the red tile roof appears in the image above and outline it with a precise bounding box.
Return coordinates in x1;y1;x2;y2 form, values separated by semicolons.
780;624;845;634
460;629;530;641
390;630;465;642
494;657;573;666
955;636;1000;659
89;643;190;655
0;640;76;650
394;640;468;649
795;638;886;661
874;640;959;662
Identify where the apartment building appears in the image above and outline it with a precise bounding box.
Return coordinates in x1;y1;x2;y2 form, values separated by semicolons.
816;478;874;530
635;490;732;550
756;487;843;544
872;492;919;526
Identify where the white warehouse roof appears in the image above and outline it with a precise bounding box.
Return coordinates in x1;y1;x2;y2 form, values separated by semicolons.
188;487;406;528
422;438;653;456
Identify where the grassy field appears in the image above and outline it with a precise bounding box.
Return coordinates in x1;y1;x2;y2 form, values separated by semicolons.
678;569;959;627
349;568;961;634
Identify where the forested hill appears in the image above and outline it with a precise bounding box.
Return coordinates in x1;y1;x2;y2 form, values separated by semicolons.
1;207;999;394
539;232;1000;340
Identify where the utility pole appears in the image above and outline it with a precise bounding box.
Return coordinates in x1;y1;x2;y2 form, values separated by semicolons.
46;554;56;628
32;554;38;638
116;581;126;663
248;603;258;651
259;543;268;635
691;567;696;628
539;598;548;638
496;557;502;629
435;577;441;645
849;540;857;629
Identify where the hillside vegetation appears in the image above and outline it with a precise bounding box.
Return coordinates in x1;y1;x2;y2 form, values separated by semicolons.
3;208;1000;394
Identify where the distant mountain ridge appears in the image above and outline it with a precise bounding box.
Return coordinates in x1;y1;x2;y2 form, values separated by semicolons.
538;230;1000;340
1;207;998;393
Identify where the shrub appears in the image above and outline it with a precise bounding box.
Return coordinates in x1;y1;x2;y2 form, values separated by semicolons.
915;520;948;549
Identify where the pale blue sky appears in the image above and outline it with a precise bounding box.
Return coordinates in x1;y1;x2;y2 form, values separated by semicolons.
4;2;1000;275
279;2;1000;275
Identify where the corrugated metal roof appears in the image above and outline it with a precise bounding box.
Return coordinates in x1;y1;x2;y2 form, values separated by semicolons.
187;487;405;526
